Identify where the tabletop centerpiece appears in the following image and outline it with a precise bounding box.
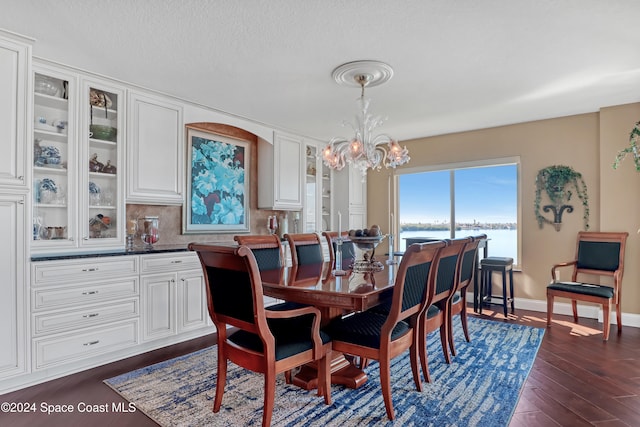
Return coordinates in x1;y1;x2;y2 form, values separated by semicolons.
348;224;386;273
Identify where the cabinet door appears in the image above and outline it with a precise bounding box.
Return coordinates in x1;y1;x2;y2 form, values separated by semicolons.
141;273;176;341
348;165;366;208
0;32;30;188
32;64;78;254
274;131;303;209
177;269;208;333
79;77;125;250
0;194;26;379
127;91;183;204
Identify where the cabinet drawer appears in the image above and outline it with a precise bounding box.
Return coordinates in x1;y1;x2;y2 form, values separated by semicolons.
140;252;200;273
32;277;139;311
33;298;139;336
32;256;139;286
33;320;138;370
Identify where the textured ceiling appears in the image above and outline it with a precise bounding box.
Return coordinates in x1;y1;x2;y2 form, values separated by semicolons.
3;0;640;142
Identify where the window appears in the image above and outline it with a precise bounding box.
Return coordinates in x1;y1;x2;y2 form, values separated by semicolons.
398;158;519;265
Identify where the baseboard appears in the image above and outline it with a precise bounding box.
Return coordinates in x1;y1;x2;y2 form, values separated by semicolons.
467;291;640;329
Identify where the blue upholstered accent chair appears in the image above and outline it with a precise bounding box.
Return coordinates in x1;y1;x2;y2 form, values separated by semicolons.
448;234;486;356
547;231;628;341
322;231;356;269
418;237;469;382
284;233;324;265
326;240;446;421
188;243;332;427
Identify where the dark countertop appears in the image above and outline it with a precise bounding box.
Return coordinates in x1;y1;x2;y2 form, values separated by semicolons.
31;244;190;262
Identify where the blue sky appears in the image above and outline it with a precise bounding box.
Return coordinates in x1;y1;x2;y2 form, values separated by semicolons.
398;165;518;224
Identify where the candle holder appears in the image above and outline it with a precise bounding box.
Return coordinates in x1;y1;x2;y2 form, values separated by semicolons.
386;233;398;265
332;237;348;276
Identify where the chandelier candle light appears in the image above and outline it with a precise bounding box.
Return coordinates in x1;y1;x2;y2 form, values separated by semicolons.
322;61;410;178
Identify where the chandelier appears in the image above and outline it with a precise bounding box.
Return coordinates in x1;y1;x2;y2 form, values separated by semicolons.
322;60;410;177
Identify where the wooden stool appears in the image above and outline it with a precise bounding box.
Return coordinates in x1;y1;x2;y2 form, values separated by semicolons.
479;257;514;317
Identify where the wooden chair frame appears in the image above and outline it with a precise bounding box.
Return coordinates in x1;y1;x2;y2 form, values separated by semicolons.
418;237;469;382
448;234;486;356
284;232;323;265
546;231;628;341
189;243;331;427
234;234;284;267
330;240;447;420
321;231;351;268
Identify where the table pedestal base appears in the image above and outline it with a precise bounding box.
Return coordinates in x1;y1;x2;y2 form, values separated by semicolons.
292;353;367;390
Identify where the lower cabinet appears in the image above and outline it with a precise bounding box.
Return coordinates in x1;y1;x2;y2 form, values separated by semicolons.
14;251;211;393
139;252;209;342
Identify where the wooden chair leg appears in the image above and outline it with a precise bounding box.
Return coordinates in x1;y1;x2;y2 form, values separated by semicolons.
602;301;611;341
418;323;432;383
447;313;457;357
571;300;579;322
439;321;451;364
460;304;471;342
546;294;553;327
317;351;332;404
263;369;276;427
409;340;422;392
379;358;395;420
616;300;622;333
213;353;227;413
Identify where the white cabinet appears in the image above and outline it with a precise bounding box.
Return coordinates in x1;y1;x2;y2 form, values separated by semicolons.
0;30;30;189
303;140;333;232
258;131;303;210
126;90;183;204
140;252;208;342
333;165;367;230
30;256;140;370
0;194;27;379
31;62;126;255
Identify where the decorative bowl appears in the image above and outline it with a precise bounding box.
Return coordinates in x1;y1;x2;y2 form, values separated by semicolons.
350;235;385;251
89;124;117;142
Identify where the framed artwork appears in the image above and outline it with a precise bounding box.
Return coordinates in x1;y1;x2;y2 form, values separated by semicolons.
183;128;250;233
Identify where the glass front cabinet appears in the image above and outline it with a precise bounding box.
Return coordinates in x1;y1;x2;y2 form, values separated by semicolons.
303;141;332;233
32;62;124;254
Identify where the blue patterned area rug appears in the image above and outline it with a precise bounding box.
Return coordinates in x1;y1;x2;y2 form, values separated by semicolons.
105;317;543;426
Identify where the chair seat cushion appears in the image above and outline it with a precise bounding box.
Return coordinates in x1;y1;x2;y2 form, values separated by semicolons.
480;257;513;266
326;311;410;349
451;291;462;305
547;282;614;299
426;303;441;319
229;315;330;361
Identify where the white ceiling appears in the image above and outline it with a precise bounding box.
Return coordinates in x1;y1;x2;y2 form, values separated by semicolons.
3;0;640;142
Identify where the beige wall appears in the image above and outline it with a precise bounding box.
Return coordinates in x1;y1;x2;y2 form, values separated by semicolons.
367;102;640;315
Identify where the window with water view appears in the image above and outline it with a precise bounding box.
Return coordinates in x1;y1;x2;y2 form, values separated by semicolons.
398;161;519;264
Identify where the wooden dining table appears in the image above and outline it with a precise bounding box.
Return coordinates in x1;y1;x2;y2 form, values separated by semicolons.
260;261;398;390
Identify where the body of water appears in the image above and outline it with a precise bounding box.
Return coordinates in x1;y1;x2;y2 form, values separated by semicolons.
398;229;518;264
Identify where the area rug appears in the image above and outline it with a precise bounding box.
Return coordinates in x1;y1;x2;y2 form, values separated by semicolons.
105;317;544;426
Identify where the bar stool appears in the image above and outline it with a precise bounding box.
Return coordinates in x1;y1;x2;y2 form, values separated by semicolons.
479;257;514;317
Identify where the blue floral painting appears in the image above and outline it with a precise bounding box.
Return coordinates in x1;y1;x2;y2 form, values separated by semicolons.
184;129;250;233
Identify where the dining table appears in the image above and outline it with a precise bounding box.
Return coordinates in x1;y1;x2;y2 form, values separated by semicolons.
260;260;398;390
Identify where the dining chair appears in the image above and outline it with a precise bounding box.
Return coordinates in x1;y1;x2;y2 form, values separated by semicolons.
188;243;332;427
284;232;324;265
547;231;628;341
234;234;284;270
327;240;446;420
321;231;357;269
448;234;486;357
418;237;469;383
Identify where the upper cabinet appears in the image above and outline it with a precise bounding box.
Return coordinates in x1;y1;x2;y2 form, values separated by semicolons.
0;31;31;188
258;131;303;210
126;90;183;205
31;61;125;254
333;166;367;230
303;140;333;233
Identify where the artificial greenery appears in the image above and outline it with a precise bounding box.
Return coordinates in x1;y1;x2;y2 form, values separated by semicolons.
612;120;640;171
534;165;589;230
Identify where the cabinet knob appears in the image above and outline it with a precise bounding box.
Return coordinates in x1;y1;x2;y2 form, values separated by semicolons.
18;176;24;181
82;267;99;272
83;340;100;346
82;290;99;295
82;313;99;318
170;260;183;264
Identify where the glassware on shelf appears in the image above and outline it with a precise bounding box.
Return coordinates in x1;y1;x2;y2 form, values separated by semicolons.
139;216;159;248
267;215;278;235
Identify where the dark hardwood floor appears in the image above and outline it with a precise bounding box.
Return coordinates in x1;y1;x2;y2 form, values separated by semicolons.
1;307;639;427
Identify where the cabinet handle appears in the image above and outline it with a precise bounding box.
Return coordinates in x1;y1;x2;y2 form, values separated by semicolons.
82;290;98;295
171;279;176;283
171;260;183;264
83;313;99;318
83;340;100;346
82;267;99;272
18;176;24;180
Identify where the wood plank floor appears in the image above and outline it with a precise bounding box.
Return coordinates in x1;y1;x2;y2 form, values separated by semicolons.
1;307;639;427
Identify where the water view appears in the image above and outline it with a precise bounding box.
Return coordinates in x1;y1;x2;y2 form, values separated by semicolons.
398;229;518;264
